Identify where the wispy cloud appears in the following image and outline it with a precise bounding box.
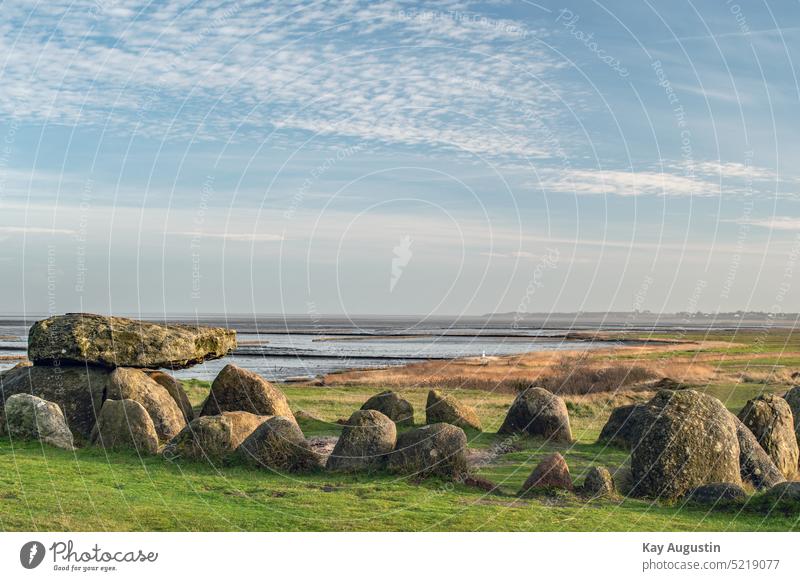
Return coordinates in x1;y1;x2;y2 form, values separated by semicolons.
532;168;720;197
0;226;76;235
0;0;571;160
730;217;800;231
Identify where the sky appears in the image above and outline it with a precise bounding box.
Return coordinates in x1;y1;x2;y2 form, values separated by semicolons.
1;0;799;317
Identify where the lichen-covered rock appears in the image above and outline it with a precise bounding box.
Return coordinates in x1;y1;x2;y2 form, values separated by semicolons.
0;364;110;439
360;390;414;426
425;389;482;431
107;368;185;441
90;399;159;454
326;410;396;472
738;394;798;479
597;404;647;449
783;385;800;445
200;364;294;422
388;423;468;479
28;313;236;369
238;416;322;472
519;453;573;495
733;415;785;489
146;370;194;422
4;393;74;450
163;411;268;463
685;483;747;505
630;390;741;500
498;387;572;442
581;466;615;498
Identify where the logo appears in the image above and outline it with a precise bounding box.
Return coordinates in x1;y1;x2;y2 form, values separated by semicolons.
20;541;46;569
390;235;413;292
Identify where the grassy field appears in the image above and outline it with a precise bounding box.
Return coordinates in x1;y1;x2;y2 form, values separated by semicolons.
1;329;798;531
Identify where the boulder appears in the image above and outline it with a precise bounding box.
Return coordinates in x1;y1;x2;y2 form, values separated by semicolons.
326;410;397;472
498;387;572;442
581;466;615;498
0;365;110;439
238;416;322;472
519;453;573;495
28;313;236;369
294;409;325;423
738;394;798;479
630;390;741;500
763;481;800;502
4;393;74;450
360;390;414;426
597;404;647;449
733;415;785;489
387;423;468;479
107;367;185;441
200;364;294;422
146;370;194;422
425;389;482;431
783;385;800;444
163;411;267;462
685;483;747;505
90;399;159;454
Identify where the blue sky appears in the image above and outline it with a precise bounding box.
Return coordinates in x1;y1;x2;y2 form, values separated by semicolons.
1;0;799;316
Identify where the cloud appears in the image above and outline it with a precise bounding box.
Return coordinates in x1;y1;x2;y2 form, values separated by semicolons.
532;168;720;197
0;0;572;160
731;217;800;231
0;226;76;235
684;161;777;180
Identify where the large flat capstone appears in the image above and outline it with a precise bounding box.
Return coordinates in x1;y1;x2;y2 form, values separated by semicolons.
28;313;237;369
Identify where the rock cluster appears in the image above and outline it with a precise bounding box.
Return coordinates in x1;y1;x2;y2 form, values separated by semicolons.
1;313;236;451
8;316;798;510
598;388;800;503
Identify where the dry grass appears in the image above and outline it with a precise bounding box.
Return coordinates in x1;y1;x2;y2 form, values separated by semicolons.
528;353;657;395
317;337;754;400
736;368;796;385
321;346;692;395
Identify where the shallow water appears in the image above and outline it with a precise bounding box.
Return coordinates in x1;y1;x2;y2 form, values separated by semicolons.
0;316;614;381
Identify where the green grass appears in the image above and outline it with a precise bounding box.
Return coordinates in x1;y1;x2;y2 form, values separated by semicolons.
1;381;797;531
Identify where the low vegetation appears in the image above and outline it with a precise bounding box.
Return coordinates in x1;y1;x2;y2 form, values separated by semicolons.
1;328;798;531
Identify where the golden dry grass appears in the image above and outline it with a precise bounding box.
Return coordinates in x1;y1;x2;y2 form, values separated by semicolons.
320;339;728;392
